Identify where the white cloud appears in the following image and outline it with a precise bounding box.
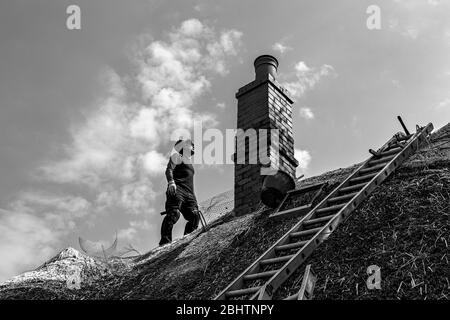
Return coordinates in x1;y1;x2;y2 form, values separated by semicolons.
180;19;204;37
118;227;138;241
117;220;156;242
216;102;226;109
194;4;205;12
220;30;242;55
0;191;93;282
272;42;292;54
91;177;157;216
142;150;167;176
295;61;311;73
2;19;243;281
119;178;157;215
95;189;117;212
130;220;152;230
118;220;153;242
129;108;159;143
435;98;450;109
40;19;242;189
38;69;134;187
37;18;241;194
299;107;315;120
0;209;59;283
10;191;91;220
294;149;312;177
282;61;337;98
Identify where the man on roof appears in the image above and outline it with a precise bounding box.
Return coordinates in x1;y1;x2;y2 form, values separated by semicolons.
159;139;200;246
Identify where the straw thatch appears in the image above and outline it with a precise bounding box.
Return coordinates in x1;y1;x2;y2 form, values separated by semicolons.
1;123;449;300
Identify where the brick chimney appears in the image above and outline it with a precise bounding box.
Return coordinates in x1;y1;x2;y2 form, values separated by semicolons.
234;55;298;216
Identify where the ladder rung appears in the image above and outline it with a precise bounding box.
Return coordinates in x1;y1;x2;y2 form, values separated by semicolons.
379;147;402;157
290;227;322;238
214;123;433;301
303;214;334;226
260;255;294;266
275;240;309;252
350;172;377;183
243;270;278;282
316;203;345;215
369;155;395;166
328;192;358;204
225;286;261;298
359;163;386;174
339;182;367;194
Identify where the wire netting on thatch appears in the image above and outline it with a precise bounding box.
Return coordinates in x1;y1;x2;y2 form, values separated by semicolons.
198;189;234;224
2;123;449;300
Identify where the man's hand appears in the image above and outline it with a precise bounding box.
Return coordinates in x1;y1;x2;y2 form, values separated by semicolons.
168;182;177;196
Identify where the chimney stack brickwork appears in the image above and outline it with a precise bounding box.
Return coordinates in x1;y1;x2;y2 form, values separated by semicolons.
234;55;298;216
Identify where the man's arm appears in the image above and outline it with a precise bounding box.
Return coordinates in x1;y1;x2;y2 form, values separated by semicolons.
165;157;176;184
165;153;180;195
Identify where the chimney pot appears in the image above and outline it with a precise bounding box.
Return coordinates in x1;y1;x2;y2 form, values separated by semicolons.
254;55;278;80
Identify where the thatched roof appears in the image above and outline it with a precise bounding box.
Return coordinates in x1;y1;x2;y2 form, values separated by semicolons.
1;123;449;300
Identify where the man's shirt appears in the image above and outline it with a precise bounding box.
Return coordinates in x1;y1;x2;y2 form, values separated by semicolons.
165;153;195;195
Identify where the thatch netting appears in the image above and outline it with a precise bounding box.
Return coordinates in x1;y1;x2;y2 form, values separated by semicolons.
1;123;449;300
198;189;234;224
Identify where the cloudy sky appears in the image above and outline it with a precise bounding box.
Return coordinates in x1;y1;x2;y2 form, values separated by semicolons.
0;0;449;282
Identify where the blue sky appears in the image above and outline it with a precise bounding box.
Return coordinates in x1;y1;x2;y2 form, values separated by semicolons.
0;0;449;281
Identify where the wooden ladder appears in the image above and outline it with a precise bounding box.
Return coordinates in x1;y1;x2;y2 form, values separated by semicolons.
215;123;433;300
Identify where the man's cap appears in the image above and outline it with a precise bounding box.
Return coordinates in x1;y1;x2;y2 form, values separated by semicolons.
174;139;195;155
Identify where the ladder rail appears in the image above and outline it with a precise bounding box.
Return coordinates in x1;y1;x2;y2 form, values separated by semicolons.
254;172;386;299
214;146;371;300
266;125;427;239
270;182;327;220
214;123;433;300
267;161;368;225
272;193;288;217
251;123;433;300
253;176;378;299
271;181;326;217
275;150;373;221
